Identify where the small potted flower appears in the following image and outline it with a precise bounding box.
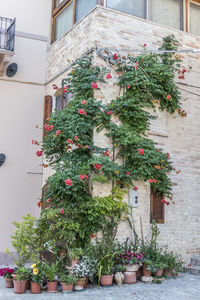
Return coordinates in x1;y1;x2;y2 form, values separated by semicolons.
98;254;115;287
80;256;97;287
143;259;154;277
0;267;15;288
70;248;83;267
73;262;89;291
59;272;76;294
45;263;58;293
31;262;45;294
14;267;29;294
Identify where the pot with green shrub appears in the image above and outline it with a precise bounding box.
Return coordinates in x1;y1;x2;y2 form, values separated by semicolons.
70;248;83;267
59;273;76;293
163;251;183;278
0;267;15;288
45;263;58;293
143;259;154;277
14;267;29;294
98;253;115;287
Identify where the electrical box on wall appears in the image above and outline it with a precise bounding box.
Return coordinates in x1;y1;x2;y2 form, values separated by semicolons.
129;188;138;208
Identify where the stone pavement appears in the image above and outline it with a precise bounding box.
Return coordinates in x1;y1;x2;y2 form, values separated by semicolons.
0;273;200;300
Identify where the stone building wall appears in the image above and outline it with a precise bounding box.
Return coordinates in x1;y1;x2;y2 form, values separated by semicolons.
46;6;200;262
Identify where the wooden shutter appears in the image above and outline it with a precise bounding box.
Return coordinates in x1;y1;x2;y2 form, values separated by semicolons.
43;95;52;137
150;189;164;224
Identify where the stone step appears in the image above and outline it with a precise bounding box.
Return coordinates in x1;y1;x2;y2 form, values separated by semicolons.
188;265;200;275
191;256;200;266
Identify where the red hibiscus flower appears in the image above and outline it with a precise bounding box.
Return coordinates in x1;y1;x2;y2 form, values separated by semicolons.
166;94;171;100
138;148;144;155
78;109;87;116
107;110;112;115
133;186;138;191
74;136;78;140
126;172;130;176
144;43;147;47
80;174;85;181
91;82;98;89
127;85;131;89
61;208;64;214
106;73;112;79
36;150;43;157
56;130;61;135
47;199;50;203
32;140;39;145
81;100;87;104
113;53;118;60
94;164;102;170
37;201;41;208
166;201;170;205
84;174;88;179
65;179;73;186
90;234;97;238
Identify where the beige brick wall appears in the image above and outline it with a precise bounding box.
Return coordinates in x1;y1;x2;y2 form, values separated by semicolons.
46;6;200;262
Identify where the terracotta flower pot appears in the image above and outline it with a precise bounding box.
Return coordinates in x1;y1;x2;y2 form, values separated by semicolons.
100;275;114;286
61;282;73;293
143;268;151;277
124;271;137;284
31;282;41;294
71;259;79;267
125;264;139;272
74;278;86;291
164;269;173;277
84;277;88;288
5;278;13;288
47;281;58;293
14;280;26;294
155;269;163;277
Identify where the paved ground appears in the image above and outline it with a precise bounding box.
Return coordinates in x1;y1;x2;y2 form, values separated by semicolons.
0;273;199;300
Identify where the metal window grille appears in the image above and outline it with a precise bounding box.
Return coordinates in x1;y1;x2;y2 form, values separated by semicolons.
0;17;16;52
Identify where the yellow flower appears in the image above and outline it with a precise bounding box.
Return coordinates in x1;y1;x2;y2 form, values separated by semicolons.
33;268;38;275
31;263;36;269
115;170;119;175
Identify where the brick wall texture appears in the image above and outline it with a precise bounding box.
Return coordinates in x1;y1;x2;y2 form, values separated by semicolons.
46;6;200;263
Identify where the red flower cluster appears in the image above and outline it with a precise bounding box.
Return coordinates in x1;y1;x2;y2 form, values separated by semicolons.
66;139;73;144
126;171;130;175
44;123;54;131
80;174;88;181
113;53;118;60
56;130;61;135
46;198;50;203
32;139;39;145
63;85;68;93
78;109;87;116
65;179;73;186
94;164;102;170
81;100;87;104
148;179;157;183
61;208;64;214
161;198;170;205
52;84;58;90
0;268;14;277
133;186;138;191
36;150;43;157
138;148;144;155
107;110;112;115
127;85;131;89
106;73;112;79
91;82;98;89
74;136;78;140
103;150;110;157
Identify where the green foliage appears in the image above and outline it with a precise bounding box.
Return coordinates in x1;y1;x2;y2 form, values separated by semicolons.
11;214;41;267
59;273;76;284
44;262;58;282
31;262;46;284
15;267;30;281
70;248;83;259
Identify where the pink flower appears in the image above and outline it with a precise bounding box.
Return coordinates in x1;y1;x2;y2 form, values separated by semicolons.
74;136;78;140
36;150;43;157
167;94;171;100
81;100;87;104
61;208;64;214
47;199;50;203
78;109;87;116
166;201;170;205
65;179;72;186
113;53;118;60
91;82;98;89
152;179;157;183
66;139;71;143
107;110;113;115
80;174;85;181
144;43;147;47
126;172;130;175
106;73;112;79
44;124;54;131
84;174;88;179
94;164;102;170
133;186;138;191
138;148;144;155
148;179;153;183
56;130;61;135
127;85;131;89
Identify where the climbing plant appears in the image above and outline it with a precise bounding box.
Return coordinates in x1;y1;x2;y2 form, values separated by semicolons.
40;35;185;249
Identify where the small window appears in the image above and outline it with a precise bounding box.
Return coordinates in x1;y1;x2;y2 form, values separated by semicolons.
148;0;183;30
76;0;97;22
150;189;164;224
189;2;200;36
107;0;146;18
54;1;73;41
55;89;71;112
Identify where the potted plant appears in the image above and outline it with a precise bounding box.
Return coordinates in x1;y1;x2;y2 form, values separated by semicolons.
80;256;97;287
31;262;45;294
163;251;183;278
143;259;154;277
0;267;15;288
14;267;29;294
73;262;89;291
45;263;58;293
98;253;115;287
70;248;83;267
59;273;76;293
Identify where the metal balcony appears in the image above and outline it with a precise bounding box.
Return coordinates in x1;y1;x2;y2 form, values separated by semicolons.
0;17;16;52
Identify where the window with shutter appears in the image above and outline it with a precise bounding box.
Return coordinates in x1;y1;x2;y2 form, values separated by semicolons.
150;189;164;224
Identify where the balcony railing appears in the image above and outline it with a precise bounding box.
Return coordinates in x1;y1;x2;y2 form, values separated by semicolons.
0;17;16;52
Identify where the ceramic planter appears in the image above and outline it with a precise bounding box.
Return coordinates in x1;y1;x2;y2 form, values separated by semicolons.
155;269;163;277
61;282;73;294
143;267;152;277
114;272;124;286
47;281;58;293
71;258;79;267
74;278;86;291
31;282;41;294
5;278;13;288
125;264;140;272
100;275;114;286
14;280;26;294
124;271;137;284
